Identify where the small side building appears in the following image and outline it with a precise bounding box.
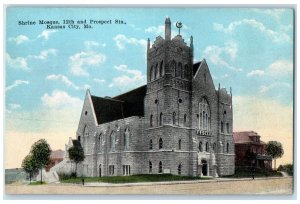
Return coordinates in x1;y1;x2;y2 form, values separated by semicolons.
233;131;272;170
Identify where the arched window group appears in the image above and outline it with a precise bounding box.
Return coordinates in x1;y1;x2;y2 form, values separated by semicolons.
98;133;102;152
159;161;163;173
124;128;130;150
149;139;153;150
205;142;210;152
172;112;176;125
83;126;89;153
159;113;163;126
159;138;163;149
110;131;116;151
178;164;182;175
199;98;211;131
149;161;152;173
226;142;229;153
213;143;216;152
199;142;203;152
171;60;189;79
150;61;164;81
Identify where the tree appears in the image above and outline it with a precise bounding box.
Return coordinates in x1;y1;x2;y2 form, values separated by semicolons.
265;141;284;170
31;139;52;184
68;144;85;177
22;154;39;184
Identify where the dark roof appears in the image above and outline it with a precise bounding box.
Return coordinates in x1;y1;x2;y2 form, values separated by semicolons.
193;61;202;76
50;150;64;159
72;140;82;148
233;131;263;144
91;85;147;125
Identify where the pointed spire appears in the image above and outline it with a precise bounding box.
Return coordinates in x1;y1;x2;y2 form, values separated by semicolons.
165;17;171;40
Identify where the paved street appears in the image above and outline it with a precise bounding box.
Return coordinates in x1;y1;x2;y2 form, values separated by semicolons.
5;177;293;195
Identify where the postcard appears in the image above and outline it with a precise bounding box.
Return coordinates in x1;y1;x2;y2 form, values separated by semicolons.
4;6;294;196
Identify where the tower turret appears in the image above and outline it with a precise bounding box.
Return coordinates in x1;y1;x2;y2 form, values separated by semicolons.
165;17;171;40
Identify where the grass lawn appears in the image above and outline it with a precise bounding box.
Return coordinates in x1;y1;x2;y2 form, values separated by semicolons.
28;181;47;185
60;174;209;184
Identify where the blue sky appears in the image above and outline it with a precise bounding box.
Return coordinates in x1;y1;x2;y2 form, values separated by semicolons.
5;7;294;168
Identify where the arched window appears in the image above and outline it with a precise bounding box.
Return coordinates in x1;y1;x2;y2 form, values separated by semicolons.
226;123;230;133
150;114;153;127
205;142;210;152
110;131;116;151
149;139;153;150
172;112;176;125
199;142;203;152
150;66;153;81
178;164;182;175
149;161;152;173
159;61;164;77
213;143;216;152
178;139;182;150
184;64;189;79
199;98;211;130
159;138;163;149
83;126;88;152
170;60;176;77
83;126;89;137
98;133;102;152
155;63;159;79
124;128;130;150
226;143;229;153
176;62;182;77
159;161;163;173
184;114;187;126
159;112;163;126
152;65;155;81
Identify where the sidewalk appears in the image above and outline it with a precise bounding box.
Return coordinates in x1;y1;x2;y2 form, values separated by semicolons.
83;176;289;187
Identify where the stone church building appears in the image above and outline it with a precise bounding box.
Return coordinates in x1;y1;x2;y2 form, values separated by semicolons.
74;18;235;177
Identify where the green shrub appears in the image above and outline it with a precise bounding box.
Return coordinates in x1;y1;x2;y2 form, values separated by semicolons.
277;164;293;176
57;172;76;181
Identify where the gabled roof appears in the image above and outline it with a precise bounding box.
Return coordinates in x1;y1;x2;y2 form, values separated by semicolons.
50;150;65;159
233;131;262;144
193;61;202;76
90;85;147;125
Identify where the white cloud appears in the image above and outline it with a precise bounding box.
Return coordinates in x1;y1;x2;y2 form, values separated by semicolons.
259;82;292;93
9;35;29;45
113;34;147;50
213;19;290;43
109;65;146;88
84;41;99;49
247;69;265;77
69;51;106;76
46;74;90;91
93;78;106;84
6;80;29;92
268;60;293;74
202;41;242;72
6;53;29;71
29;48;58;60
145;25;165;36
252;9;286;21
37;30;57;40
41;90;82;109
8;103;21;109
